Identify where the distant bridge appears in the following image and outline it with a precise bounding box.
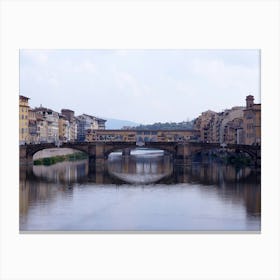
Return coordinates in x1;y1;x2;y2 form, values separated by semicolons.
20;141;261;166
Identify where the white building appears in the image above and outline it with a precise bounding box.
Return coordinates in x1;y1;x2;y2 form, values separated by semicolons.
76;114;106;141
34;107;59;143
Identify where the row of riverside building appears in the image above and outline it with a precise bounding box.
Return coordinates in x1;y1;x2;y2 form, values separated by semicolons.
19;95;106;145
193;95;261;145
20;94;261;146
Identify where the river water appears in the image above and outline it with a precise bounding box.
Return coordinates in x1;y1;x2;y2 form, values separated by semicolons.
20;149;261;232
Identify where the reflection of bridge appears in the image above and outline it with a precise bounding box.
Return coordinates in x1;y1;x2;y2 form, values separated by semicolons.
20;141;261;166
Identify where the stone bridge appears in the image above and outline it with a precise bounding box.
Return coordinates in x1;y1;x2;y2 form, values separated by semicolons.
20;141;261;166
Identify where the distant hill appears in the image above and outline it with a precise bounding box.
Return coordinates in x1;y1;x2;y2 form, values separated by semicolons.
131;120;195;130
104;119;195;130
105;118;140;129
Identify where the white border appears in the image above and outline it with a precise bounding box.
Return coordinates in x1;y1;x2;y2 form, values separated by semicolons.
1;1;279;279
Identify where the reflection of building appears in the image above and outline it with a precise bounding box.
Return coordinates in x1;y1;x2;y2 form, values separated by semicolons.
32;160;88;184
19;166;30;216
19;95;30;145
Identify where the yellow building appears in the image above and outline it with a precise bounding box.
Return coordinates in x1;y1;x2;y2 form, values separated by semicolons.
19;95;30;144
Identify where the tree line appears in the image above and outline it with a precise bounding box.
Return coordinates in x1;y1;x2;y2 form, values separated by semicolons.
127;120;194;130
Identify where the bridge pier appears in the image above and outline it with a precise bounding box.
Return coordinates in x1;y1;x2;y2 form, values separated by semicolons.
175;144;193;165
94;143;106;167
88;160;107;184
255;150;261;167
174;156;193;165
122;148;131;156
20;146;33;165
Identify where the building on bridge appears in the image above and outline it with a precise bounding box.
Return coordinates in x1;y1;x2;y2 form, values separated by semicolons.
85;129;200;143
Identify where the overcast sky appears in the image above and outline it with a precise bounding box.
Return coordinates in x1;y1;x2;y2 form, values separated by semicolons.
20;49;260;124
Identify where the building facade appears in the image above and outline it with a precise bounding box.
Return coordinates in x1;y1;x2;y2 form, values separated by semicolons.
219;106;245;144
34;107;59;143
193;110;217;142
19;95;30;145
59;114;70;142
76;114;107;141
36;113;48;143
96;117;106;130
193;95;261;145
61;109;77;141
243;95;261;145
86;129;200;142
28;109;39;143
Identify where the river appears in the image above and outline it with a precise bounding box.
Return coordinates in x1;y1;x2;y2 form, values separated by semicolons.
19;149;261;232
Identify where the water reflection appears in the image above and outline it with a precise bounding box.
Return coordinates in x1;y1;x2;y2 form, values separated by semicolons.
19;150;261;231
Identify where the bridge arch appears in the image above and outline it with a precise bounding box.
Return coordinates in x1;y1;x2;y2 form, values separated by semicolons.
187;144;259;164
103;144;136;158
32;147;89;160
25;143;90;160
103;143;176;159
